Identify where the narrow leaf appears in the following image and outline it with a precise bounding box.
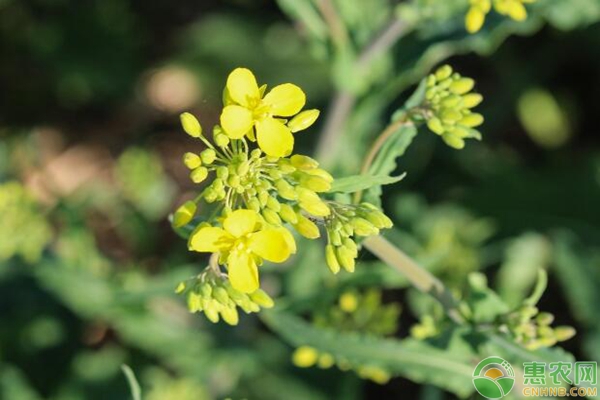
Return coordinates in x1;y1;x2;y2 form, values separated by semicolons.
329;173;406;193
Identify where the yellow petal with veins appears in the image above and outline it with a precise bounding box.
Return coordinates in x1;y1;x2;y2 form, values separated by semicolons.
262;83;306;117
226;68;260;107
224;209;258;237
189;227;233;252
248;229;292;263
256;118;294;158
228;251;259;293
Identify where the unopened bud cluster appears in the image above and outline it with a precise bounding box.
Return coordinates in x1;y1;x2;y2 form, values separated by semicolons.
292;290;399;384
324;203;393;274
504;305;576;351
424;65;484;150
175;266;274;326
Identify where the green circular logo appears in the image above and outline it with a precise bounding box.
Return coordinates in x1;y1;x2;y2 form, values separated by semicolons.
472;357;515;399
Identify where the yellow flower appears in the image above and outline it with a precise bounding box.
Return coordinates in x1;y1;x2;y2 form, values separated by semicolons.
188;209;295;293
465;0;535;33
220;68;318;158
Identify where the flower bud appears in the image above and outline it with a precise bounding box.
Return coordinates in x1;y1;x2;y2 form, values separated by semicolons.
288;109;320;133
262;208;282;225
278;204;298;224
442;133;465;150
336;245;356;272
460;113;484;128
536;312;554;326
292;346;319;368
293;214;320;239
200;149;216;164
191;167;209;183
435;65;453;81
180;112;202;137
249;289;275;308
343;238;358;257
237;160;250;176
325;244;340;274
248;197;261;212
351;217;379;236
317;353;335;369
266;196;281;211
172;200;196;228
175;282;186;294
300;174;331;192
275;179;298;200
204;306;220;323
450;78;475;95
216;166;229;179
554;326;576;342
290;155;319;170
462;93;483;108
187;292;203;312
220;306;239;325
214;133;230;147
212;286;230;304
183;152;201;169
427;118;445;135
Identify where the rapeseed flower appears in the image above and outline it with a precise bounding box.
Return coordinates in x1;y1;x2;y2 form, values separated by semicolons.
220;68;319;157
189;209;295;293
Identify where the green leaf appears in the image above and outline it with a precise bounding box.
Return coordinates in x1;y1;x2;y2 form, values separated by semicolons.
466;273;509;324
363;124;418;206
262;310;476;398
328;173;406;193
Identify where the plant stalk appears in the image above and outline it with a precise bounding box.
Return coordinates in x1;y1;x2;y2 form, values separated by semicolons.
363;235;465;325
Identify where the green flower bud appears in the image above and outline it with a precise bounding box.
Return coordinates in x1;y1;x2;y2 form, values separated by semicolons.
306;168;334;183
325;244;340;274
317;353;335;369
191;167;209;183
220;306;239;325
200;148;216;164
183;152;201;169
554;326;576;342
199;282;212;298
538;336;557;347
187;292;203;312
427;118;445;135
278;204;298;224
351;217;379;236
292;346;319;368
435;65;453;81
293;214;320;239
536;312;554;326
329;229;342;246
266;196;281;211
288;109;320;133
172;200;196;228
214;133;230;147
364;208;393;229
450;78;475;95
216;166;229;179
299;199;330;217
180;112;202;137
275;179;297;200
175;282;186;294
251;148;262;159
268;168;282;180
441;95;462;108
300;174;331;192
460;113;484;128
343;238;358;257
248;197;261;212
204;306;220;323
441;109;463;123
227;175;241;188
212;286;230;304
204;188;217;202
237;160;250;176
258;190;269;207
442;133;465;149
249;289;275;308
462;93;483;108
290;155;319;170
262;208;282;225
336;245;356;272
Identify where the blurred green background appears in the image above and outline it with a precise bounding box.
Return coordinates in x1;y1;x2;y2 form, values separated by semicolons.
1;0;599;399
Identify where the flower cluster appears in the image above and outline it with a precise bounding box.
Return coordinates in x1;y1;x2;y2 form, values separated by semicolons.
466;0;536;33
172;68;392;322
176;261;274;325
292;289;400;384
503;305;576;351
325;203;393;274
424;65;484;149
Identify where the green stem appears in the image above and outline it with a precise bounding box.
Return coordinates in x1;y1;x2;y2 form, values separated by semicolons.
362;235;465;325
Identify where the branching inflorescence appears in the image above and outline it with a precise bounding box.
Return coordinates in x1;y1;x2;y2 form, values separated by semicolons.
172;68;392;324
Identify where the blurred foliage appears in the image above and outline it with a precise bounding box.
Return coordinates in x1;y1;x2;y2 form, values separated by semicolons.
0;0;599;399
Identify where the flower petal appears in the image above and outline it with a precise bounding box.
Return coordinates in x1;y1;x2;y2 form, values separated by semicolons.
224;209;258;237
262;83;306;117
256;118;294;158
189;227;232;252
220;105;254;139
226;68;260;107
228;251;259;293
248;229;292;263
